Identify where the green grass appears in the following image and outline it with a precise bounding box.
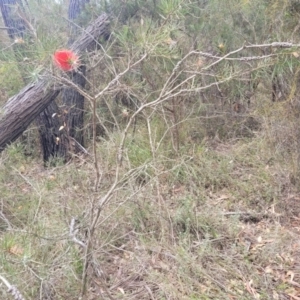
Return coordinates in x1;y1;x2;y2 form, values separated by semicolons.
1;0;300;297
1;66;296;300
1;114;299;299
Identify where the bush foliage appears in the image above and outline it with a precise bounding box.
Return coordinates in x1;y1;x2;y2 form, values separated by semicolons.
1;0;300;299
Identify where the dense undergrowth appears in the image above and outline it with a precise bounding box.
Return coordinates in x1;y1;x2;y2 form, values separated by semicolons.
1;112;300;299
1;0;300;299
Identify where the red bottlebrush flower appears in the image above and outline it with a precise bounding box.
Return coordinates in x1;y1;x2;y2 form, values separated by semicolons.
53;49;79;71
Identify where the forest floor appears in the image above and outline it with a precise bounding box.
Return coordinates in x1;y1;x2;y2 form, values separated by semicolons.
1;113;300;300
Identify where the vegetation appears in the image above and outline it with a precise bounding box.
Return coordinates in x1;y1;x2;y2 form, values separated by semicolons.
1;0;300;299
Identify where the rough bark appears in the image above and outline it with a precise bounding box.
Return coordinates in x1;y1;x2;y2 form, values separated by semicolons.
68;0;90;44
0;13;110;152
62;65;86;146
0;0;29;79
35;100;69;162
37;0;89;161
0;0;26;39
68;0;89;22
1;0;66;160
0;82;60;150
64;0;89;149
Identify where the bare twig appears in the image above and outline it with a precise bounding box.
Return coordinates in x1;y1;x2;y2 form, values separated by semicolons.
0;210;12;229
0;275;26;300
198;51;276;62
92;96;101;191
183;42;300;71
69;217;87;248
94;52;148;99
63;39;300;300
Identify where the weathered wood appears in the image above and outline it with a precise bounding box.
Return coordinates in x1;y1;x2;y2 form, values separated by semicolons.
0;13;110;152
68;0;89;25
0;81;60;150
0;0;26;39
63;0;89;150
35;88;68;161
71;13;110;52
37;0;89;161
62;65;86;146
36;100;69;162
0;0;59;159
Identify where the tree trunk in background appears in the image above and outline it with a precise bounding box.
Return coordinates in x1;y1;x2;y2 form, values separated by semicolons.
37;0;90;162
0;0;26;39
59;0;89;152
0;82;61;150
0;0;90;162
36;101;70;162
68;0;89;25
0;0;68;161
0;13;110;153
62;66;86;147
0;0;28;79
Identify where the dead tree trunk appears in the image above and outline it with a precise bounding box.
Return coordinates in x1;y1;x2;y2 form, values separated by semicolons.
63;0;89;149
36;101;69;162
0;13;110;152
37;0;90;161
62;66;86;147
68;0;89;29
0;0;26;39
0;82;60;149
0;0;68;160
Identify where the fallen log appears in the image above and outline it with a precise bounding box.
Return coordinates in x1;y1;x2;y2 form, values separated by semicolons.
0;13;110;152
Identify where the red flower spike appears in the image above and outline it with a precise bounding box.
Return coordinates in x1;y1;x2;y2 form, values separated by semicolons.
53;49;79;71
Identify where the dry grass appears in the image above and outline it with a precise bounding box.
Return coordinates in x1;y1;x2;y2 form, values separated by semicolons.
1;105;300;300
2;1;300;298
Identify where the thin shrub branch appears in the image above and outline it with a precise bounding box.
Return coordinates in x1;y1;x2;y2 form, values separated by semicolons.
0;275;25;300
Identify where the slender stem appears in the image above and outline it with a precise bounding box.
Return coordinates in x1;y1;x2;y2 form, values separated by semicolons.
93;97;100;191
